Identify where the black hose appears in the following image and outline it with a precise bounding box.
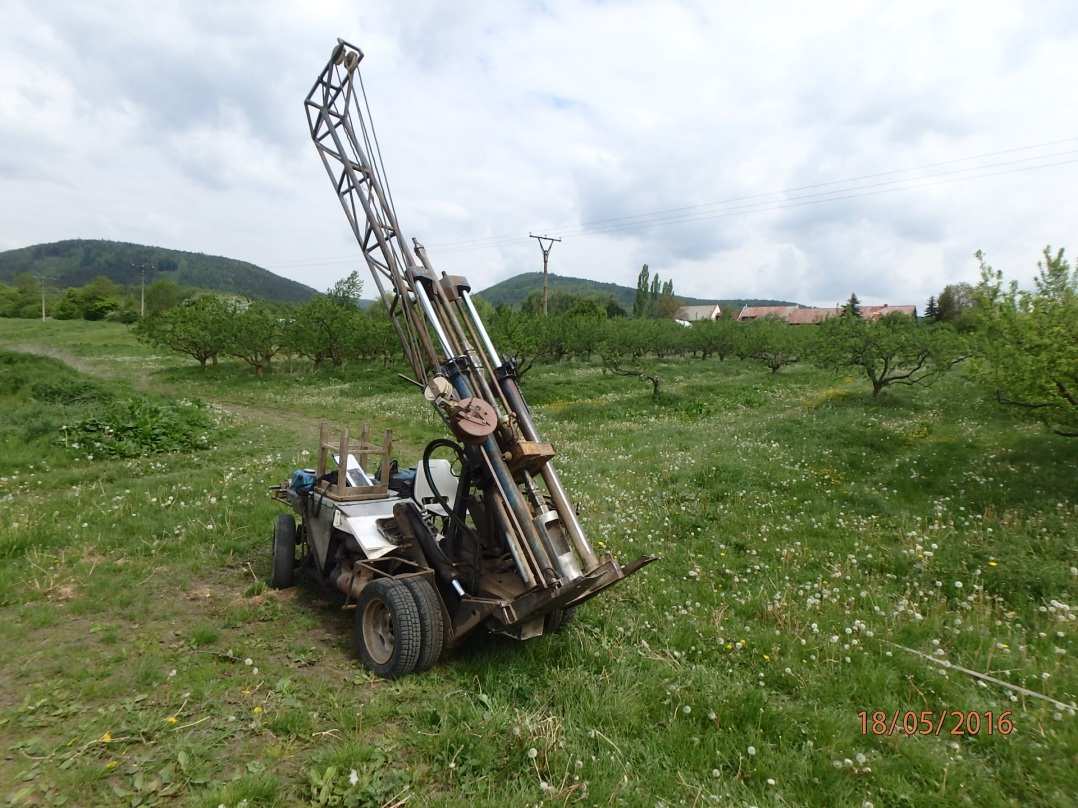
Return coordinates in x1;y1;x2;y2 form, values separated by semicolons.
421;438;482;592
422;439;471;536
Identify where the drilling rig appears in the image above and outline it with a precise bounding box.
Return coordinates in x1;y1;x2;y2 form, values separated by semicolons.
268;39;654;678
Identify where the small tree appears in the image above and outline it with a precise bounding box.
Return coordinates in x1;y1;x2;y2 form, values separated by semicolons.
633;264;650;318
972;247;1078;436
816;312;965;396
923;295;939;321
327;270;364;307
841;293;862;318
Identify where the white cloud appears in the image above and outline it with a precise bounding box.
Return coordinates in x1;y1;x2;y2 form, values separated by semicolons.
1;0;1076;306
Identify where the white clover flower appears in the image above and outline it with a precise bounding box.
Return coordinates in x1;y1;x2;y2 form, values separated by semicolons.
747;745;756;756
348;769;358;786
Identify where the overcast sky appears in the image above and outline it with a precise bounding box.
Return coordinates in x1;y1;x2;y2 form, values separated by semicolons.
2;1;1076;306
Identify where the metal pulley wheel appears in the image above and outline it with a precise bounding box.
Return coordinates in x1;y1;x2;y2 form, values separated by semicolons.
423;375;455;402
449;397;498;444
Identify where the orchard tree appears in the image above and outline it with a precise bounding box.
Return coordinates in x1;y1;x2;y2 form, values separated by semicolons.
289;294;357;367
816;312;966;396
143;278;186;316
363;308;400;367
136;295;229;369
972;247;1078;436
690;318;738;360
227;301;284;376
598;320;662;398
743;316;805;373
489;307;541;378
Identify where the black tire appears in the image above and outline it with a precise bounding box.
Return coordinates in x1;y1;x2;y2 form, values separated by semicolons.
270;514;296;589
402;577;446;671
545;606;577;633
354;578;422;679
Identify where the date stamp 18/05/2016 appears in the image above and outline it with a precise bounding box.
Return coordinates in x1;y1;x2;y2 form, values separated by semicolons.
859;710;1015;737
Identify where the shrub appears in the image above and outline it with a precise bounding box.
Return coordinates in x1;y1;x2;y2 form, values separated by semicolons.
60;397;215;457
30;378;114;405
972;246;1078;436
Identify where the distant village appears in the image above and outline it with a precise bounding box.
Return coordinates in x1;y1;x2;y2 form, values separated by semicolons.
674;302;916;325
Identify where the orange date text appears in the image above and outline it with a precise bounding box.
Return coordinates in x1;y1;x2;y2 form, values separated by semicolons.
857;710;1014;737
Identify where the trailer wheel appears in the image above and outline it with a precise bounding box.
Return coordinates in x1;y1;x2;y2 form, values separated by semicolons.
545;606;577;633
354;578;421;678
270;514;296;589
403;577;446;671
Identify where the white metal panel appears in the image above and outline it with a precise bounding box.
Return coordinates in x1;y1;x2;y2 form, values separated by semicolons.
413;459;459;516
332;497;401;559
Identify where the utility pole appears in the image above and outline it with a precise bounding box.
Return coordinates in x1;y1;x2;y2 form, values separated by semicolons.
38;275;47;321
529;233;561;316
133;262;147;317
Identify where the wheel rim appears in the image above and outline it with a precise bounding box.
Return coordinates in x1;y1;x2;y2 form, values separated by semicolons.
362;598;394;664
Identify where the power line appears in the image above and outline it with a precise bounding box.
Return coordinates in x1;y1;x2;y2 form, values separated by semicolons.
426;136;1078;250
431;153;1078;251
265;137;1078;270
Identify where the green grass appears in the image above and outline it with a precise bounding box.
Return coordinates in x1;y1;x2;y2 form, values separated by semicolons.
0;319;1074;807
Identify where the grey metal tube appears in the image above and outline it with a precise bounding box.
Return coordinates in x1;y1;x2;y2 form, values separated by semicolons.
478;432;556;582
413;281;454;360
461;290;501;367
540;463;598;570
498;375;599;571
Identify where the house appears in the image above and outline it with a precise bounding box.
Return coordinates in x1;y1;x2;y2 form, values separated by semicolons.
675;304;722;322
736;304;917;324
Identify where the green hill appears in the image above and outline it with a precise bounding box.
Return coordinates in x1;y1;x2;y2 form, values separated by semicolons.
0;240;318;303
476;272;798;310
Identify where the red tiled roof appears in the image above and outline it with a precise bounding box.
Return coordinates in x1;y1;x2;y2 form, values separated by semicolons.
787;307;840;324
737;305;798;320
861;305;916;320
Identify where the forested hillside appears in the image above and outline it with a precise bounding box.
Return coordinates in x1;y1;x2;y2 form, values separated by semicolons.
0;240;318;303
477;271;797;309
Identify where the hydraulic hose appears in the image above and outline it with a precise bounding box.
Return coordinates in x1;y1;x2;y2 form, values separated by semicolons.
421;439;471;536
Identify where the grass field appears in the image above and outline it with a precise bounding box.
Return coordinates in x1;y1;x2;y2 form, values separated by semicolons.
0;319;1075;808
